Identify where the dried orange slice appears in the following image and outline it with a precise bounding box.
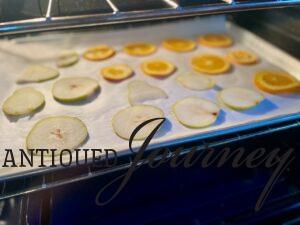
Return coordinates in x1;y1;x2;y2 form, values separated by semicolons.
83;45;115;61
141;59;176;77
124;43;156;56
162;38;196;52
227;50;258;65
101;64;133;81
191;54;231;75
254;70;300;94
198;34;233;48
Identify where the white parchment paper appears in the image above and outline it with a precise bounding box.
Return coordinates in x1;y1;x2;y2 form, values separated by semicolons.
0;16;299;178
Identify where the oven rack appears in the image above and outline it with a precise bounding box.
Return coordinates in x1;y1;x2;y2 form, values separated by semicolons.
1;0;300;36
0;114;299;201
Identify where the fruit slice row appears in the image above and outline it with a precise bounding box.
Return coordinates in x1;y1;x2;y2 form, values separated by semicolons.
52;77;100;103
3;87;45;116
26;116;88;153
59;33;233;66
128;80;168;106
83;34;233;60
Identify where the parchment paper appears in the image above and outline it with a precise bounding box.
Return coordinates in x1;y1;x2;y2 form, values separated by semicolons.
0;16;299;178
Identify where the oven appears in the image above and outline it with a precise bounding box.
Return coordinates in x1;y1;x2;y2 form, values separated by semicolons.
0;1;300;225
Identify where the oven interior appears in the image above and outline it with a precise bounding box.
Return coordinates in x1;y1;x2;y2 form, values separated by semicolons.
0;1;299;225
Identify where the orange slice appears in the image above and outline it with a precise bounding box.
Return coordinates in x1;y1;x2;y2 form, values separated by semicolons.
254;70;300;94
227;50;258;65
101;64;133;81
124;43;156;56
198;34;233;48
83;45;115;61
141;59;176;77
162;38;196;52
191;54;231;75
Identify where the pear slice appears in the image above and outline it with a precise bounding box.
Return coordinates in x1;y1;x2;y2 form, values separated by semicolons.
3;87;45;116
18;65;59;83
52;77;100;103
128;80;168;106
112;105;164;140
56;50;79;67
173;97;220;128
219;87;264;110
177;73;215;91
26;116;88;153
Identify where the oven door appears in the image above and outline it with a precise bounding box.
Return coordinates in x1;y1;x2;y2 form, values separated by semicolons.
23;122;300;225
0;3;299;225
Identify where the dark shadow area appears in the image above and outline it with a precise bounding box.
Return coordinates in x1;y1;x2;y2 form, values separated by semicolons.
155;118;173;139
214;109;226;126
240;99;278;116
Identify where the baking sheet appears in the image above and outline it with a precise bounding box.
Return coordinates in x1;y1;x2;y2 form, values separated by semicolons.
0;16;299;178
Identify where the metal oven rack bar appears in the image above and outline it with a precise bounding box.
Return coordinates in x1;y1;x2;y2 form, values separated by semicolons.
1;0;300;36
0;114;300;201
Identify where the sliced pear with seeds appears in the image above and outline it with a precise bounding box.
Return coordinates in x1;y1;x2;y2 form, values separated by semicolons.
173;97;220;128
177;73;215;91
2;87;45;116
128;80;168;106
112;105;164;140
219;87;264;110
52;77;100;103
26;116;88;153
56;50;79;67
18;65;59;83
